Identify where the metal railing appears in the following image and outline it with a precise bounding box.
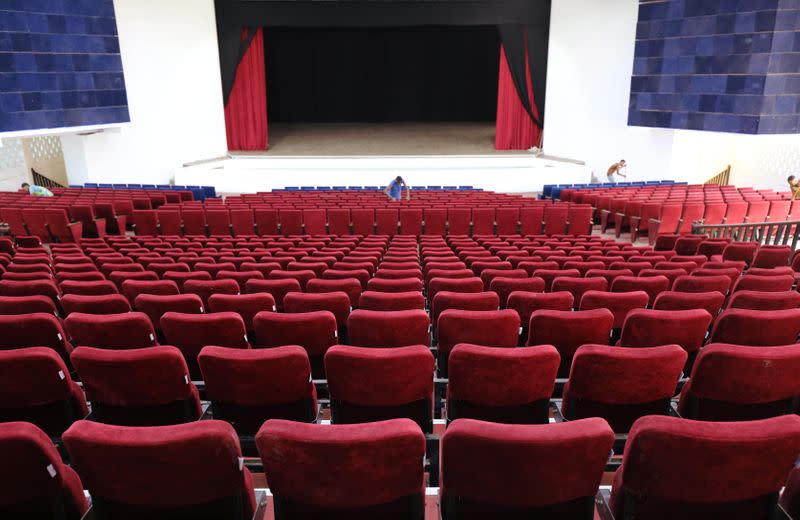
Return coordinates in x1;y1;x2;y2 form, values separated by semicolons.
704;165;731;186
31;168;64;189
692;219;800;249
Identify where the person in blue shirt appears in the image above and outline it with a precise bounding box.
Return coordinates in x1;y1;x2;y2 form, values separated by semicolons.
21;182;54;197
384;176;410;201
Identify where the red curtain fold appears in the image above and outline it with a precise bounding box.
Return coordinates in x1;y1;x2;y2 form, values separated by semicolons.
225;28;268;151
495;43;542;151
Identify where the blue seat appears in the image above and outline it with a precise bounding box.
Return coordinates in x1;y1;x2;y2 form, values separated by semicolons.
661;180;675;184
348;186;363;190
458;186;474;190
411;186;426;190
332;186;346;190
99;183;112;188
300;186;315;191
202;186;216;198
127;184;142;189
588;184;602;188
190;188;206;201
85;183;99;188
551;187;564;200
69;185;82;188
285;187;299;191
542;185;555;198
141;184;156;189
172;185;187;190
427;186;442;190
112;184;127;189
443;186;458;190
363;186;378;190
317;186;332;191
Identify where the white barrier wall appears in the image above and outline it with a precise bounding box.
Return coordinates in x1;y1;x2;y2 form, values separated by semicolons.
64;0;228;186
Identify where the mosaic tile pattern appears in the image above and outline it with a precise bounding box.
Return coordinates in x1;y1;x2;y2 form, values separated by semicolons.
629;0;800;134
0;0;129;133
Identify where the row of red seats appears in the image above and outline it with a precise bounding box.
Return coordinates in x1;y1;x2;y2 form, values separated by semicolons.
562;183;794;205
2;202;595;240
5;414;800;519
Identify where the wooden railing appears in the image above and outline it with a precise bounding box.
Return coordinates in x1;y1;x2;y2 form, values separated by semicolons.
692;219;800;249
31;168;64;189
704;165;731;186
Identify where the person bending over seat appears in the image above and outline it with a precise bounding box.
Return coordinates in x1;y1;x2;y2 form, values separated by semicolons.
384;176;410;202
21;182;53;197
606;160;627;183
788;175;800;200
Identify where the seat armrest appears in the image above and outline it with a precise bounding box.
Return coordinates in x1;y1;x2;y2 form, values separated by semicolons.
93;217;107;238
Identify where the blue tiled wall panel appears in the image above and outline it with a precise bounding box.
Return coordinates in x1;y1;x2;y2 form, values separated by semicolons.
629;0;800;135
0;0;129;133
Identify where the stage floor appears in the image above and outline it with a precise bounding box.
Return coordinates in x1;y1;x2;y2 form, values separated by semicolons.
240;122;521;156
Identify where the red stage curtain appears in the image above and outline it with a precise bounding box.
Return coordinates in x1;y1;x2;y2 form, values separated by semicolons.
225;28;268;151
495;44;542;151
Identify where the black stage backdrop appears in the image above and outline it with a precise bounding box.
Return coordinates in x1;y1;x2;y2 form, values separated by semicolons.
264;26;500;123
215;0;551;126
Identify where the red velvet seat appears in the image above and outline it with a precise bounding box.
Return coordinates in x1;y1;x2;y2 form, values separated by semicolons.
257;418;425;518
325;345;434;432
677;343;800;421
121;279;179;303
619;308;712;370
441;418;614;519
71;346;201;426
709;308;800;346
528;308;613;377
579;290;649;329
0;294;58;316
253;310;337;378
562;344;687;432
611;275;670;306
428;276;483;302
752;245;792;269
284;291;351;329
162;270;212;290
161;311;249;379
0;422;89;519
431;291;500;322
358;290;425;311
447;344;559;424
207;292;275;332
552;276;608;308
61;293;131;315
489;276;545;307
107;270;159;290
183;279;240;308
63;420;257;520
608;415;800;519
731;274;794;293
347;309;430;348
0;348;88;436
366;277;423;293
653;290;725;317
0;279;60;308
507;291;574;336
0;313;72;360
198;346;317;435
64;311;156;350
674;273;732;295
726;290;800;310
437;309;520;377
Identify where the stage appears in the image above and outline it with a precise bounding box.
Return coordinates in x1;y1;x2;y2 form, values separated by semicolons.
175;148;589;195
261;122;517;156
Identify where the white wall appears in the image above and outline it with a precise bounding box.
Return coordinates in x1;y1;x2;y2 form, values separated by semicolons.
64;0;228;185
0;139;30;191
544;0;677;183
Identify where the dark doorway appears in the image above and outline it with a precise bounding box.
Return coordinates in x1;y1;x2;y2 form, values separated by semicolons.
264;26;500;123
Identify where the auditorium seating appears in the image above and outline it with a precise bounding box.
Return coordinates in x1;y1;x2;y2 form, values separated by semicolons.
0;211;797;517
605;415;800;519
62;420;256;519
0;422;89;519
256;418;425;518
